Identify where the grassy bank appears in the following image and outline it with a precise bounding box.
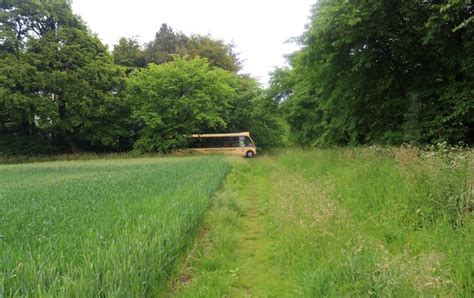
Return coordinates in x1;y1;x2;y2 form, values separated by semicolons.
173;148;473;296
0;156;230;296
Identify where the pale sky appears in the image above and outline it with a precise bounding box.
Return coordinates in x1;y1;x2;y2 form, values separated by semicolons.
71;0;314;85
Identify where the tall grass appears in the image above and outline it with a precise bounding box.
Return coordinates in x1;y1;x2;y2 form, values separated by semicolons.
274;147;473;296
0;156;230;296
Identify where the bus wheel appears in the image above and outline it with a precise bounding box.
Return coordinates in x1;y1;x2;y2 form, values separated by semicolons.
246;151;254;158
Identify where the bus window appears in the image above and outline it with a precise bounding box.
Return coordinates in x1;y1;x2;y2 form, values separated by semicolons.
192;137;213;148
196;137;209;148
232;137;240;147
244;137;254;147
223;136;240;147
189;138;201;148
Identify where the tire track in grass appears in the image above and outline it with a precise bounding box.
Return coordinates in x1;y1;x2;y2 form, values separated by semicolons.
229;163;293;297
170;157;294;297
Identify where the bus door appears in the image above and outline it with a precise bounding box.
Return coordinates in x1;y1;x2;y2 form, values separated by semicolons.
239;136;245;153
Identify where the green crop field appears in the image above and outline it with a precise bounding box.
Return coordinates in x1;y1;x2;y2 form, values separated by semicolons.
0;156;230;296
1;148;473;297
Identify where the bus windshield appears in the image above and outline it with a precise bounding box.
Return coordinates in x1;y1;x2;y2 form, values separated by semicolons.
240;136;254;147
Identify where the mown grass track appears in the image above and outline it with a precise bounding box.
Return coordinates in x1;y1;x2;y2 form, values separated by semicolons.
0;156;230;296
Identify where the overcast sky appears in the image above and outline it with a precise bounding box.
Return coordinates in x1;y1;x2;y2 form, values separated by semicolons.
71;0;314;85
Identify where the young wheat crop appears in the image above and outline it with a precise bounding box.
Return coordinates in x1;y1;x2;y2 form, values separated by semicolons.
0;156;230;296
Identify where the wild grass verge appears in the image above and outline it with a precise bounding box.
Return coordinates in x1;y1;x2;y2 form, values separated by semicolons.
275;147;473;296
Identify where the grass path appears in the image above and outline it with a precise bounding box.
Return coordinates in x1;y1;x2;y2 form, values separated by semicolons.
171;157;295;297
228;165;293;297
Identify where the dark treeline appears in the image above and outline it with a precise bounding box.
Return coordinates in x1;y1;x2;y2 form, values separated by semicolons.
0;0;285;155
269;0;473;146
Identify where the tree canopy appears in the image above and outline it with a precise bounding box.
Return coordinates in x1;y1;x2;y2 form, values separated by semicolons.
276;0;473;146
1;1;130;153
128;57;235;152
113;23;241;72
112;37;146;68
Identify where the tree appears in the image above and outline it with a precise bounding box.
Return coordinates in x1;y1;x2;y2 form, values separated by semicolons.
221;74;287;149
0;0;83;55
140;24;241;72
0;53;41;135
280;0;474;146
267;67;294;103
144;23;188;65
1;0;81;144
250;93;288;150
1;2;284;155
112;37;146;68
187;35;240;72
27;28;130;152
128;56;236;152
0;0;131;153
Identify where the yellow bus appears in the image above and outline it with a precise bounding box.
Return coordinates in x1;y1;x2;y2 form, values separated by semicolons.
188;132;257;158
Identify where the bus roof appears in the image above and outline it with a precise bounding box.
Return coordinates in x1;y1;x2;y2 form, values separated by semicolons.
191;132;251;138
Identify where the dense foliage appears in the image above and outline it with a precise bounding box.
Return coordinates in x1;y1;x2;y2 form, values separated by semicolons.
128;57;235;152
113;23;241;72
0;0;130;153
274;0;473;146
0;1;283;155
